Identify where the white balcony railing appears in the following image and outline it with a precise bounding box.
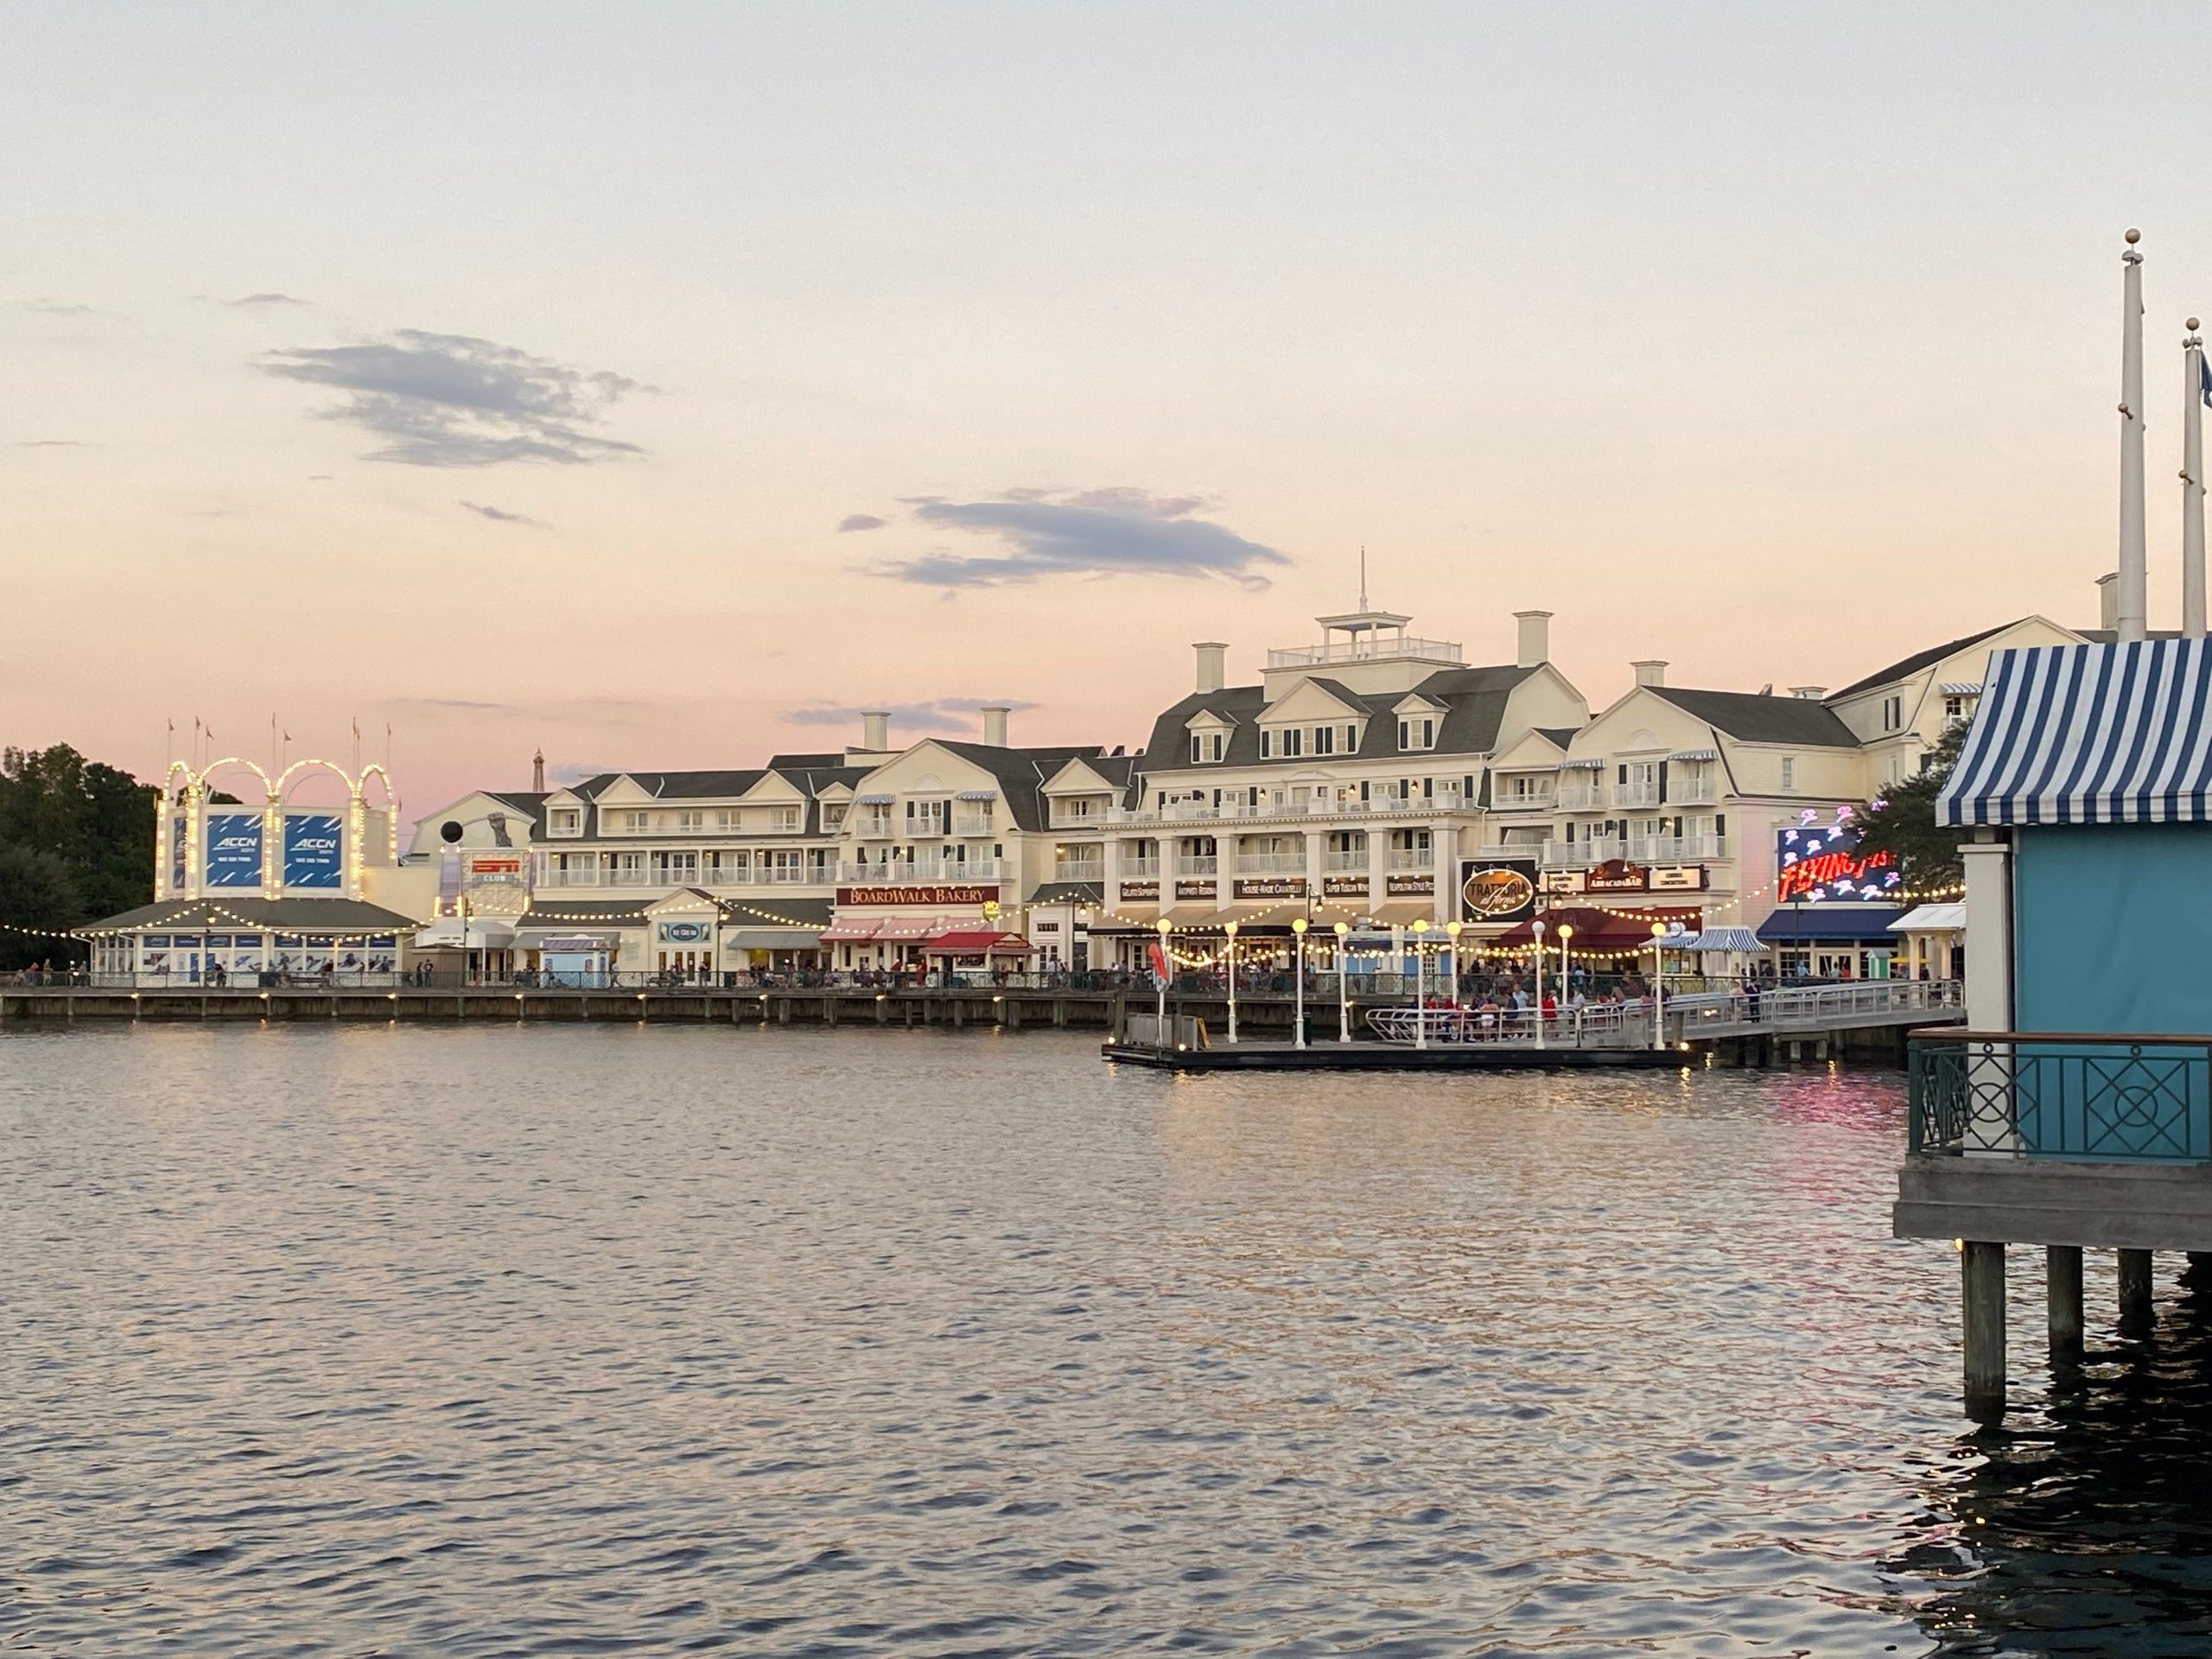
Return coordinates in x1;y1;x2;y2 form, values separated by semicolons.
1541;839;1627;868
1266;636;1464;669
954;816;995;836
1321;850;1369;871
1555;785;1605;810
544;867;601;887
1669;779;1719;805
1236;852;1306;874
610;868;653;887
1180;855;1219;876
1120;857;1160;878
1629;835;1730;865
701;867;753;887
855;816;896;839
1053;861;1105;883
1385;849;1433;871
840;859;1004;884
1105;791;1478;829
1614;782;1663;808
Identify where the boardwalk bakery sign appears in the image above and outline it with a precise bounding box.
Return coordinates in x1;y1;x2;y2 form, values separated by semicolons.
1775;815;1899;904
836;883;998;907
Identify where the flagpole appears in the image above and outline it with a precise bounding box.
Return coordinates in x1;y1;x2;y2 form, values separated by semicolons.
2119;228;2148;645
2186;315;2206;641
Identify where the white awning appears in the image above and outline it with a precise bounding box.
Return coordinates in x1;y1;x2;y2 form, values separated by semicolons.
1937;682;1983;696
1676;926;1762;953
1889;903;1966;933
726;925;823;950
1560;758;1605;769
1669;749;1719;762
855;793;895;805
956;789;998;802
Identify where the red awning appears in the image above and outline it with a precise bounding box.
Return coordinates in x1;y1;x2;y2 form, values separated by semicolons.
925;930;1033;955
874;916;944;940
819;918;882;942
1491;905;1702;946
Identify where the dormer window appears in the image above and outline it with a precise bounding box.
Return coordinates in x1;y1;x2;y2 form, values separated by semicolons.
1398;717;1436;752
550;808;582;836
1313;726;1334;756
1882;695;1904;733
677;809;704;832
1191;731;1225;764
621;810;651;833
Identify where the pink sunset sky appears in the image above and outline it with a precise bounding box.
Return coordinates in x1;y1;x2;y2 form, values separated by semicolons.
9;3;2212;817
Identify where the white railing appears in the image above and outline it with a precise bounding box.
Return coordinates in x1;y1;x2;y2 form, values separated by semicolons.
1048;807;1105;829
1385;849;1433;871
1267;636;1464;668
1555;785;1605;810
1540;838;1629;868
855;816;896;838
544;868;601;887
1613;782;1663;808
1121;857;1161;878
610;868;653;887
1053;861;1105;882
954;816;995;836
1496;791;1554;810
1364;981;1963;1049
1181;855;1219;875
1237;852;1306;874
1322;850;1369;871
1470;843;1544;861
1670;779;1719;805
1629;835;1728;864
701;867;753;887
1105;792;1478;828
840;859;1004;883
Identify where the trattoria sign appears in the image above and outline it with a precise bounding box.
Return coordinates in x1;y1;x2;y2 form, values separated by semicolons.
836;883;999;907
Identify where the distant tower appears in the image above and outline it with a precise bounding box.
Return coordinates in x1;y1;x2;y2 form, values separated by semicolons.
532;747;545;791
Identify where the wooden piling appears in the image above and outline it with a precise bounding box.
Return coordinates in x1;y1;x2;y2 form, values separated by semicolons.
2119;1249;2154;1332
2047;1245;2083;1353
1963;1240;2007;1418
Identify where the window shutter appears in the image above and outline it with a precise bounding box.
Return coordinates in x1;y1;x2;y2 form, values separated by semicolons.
1658;760;1669;804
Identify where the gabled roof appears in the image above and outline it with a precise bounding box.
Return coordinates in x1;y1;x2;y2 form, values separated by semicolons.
1648;687;1860;747
1139;664;1539;776
88;897;418;933
912;741;1110;832
1829;624;2012;701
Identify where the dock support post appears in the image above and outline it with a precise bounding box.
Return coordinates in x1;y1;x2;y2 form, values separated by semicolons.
2047;1245;2083;1354
777;996;791;1025
2185;1251;2212;1290
1962;1240;2007;1419
2119;1249;2154;1332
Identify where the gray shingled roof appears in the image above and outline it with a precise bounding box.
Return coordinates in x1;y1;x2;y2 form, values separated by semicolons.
1828;624;2011;701
1649;687;1860;747
87;897;418;933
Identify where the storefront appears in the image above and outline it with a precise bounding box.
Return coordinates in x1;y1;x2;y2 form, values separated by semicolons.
1755;904;1902;980
81;897;415;986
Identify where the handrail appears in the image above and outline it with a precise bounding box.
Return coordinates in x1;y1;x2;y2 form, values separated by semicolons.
1910;1029;2212;1046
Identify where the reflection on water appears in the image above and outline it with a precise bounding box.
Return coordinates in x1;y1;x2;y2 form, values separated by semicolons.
0;1026;2205;1655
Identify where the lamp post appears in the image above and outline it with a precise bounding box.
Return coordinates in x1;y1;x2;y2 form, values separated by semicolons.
1154;916;1173;1048
1333;920;1351;1042
1649;922;1669;1051
1224;919;1239;1044
1411;918;1430;1049
1291;918;1309;1048
1445;919;1463;1010
1557;923;1573;1046
1531;918;1547;1050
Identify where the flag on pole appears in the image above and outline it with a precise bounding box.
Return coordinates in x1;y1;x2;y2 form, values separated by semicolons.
1148;939;1171;981
2201;350;2211;408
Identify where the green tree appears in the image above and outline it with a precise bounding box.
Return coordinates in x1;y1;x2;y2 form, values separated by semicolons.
0;843;86;971
1853;720;1970;896
0;744;159;949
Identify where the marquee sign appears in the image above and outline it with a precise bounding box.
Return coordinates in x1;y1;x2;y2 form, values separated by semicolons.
1117;879;1160;901
1174;878;1217;901
1233;875;1306;899
1542;862;1707;895
657;919;713;944
1386;872;1435;896
836;883;998;908
1775;820;1899;904
283;813;345;890
205;813;264;888
1321;874;1370;898
1459;860;1537;922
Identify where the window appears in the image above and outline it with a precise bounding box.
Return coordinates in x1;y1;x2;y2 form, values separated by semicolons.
715;809;738;830
1345;723;1361;753
550;808;581;836
1781;756;1796;790
621;810;650;832
770;805;800;831
1313;726;1334;756
1943;694;1969;720
1882;695;1903;733
1259;729;1273;759
906;799;945;835
677;810;703;832
1397;717;1435;751
821;804;845;830
1281;728;1302;758
1190;731;1225;764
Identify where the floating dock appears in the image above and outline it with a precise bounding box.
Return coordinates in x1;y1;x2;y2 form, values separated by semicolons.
1101;1040;1687;1072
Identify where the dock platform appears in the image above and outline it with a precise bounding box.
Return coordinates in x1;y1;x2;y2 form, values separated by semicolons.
1101;1040;1687;1072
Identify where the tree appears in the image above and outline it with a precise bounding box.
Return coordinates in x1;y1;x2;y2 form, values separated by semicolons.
0;843;86;972
1853;720;1970;896
0;744;159;944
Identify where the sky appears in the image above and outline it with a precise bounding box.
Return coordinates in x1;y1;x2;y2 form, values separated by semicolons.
10;2;2212;815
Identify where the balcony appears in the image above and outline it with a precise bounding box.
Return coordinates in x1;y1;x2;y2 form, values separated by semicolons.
1267;636;1463;669
1613;782;1663;808
1629;835;1729;865
1236;852;1306;874
1048;804;1107;829
1121;857;1161;878
855;815;896;839
1385;849;1433;871
610;868;654;887
1321;850;1369;871
841;859;1004;884
1496;791;1554;811
1670;778;1719;805
1556;784;1605;810
1541;839;1627;868
954;815;995;836
1053;861;1105;883
1180;855;1219;876
544;867;601;887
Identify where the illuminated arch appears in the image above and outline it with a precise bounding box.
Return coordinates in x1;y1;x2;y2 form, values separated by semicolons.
275;757;355;804
195;757;274;798
358;764;402;866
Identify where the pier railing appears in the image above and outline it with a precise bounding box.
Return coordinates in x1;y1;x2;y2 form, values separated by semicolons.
1909;1032;2212;1162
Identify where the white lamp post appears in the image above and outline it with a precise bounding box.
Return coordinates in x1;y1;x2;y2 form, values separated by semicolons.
1412;918;1430;1050
1291;918;1309;1049
1445;919;1462;1010
1154;916;1173;1048
1333;920;1351;1042
1531;918;1547;1050
1649;922;1669;1051
1224;920;1239;1044
1557;924;1573;1047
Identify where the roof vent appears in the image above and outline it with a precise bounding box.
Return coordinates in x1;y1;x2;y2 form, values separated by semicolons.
1631;659;1667;689
1788;685;1827;701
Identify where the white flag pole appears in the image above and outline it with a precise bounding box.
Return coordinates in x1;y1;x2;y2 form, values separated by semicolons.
2118;228;2148;645
2185;315;2206;641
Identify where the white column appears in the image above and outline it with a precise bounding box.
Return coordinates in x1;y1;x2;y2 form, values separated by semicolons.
1961;836;2017;1156
2118;231;2148;644
1431;817;1454;924
1303;829;1324;908
2185;321;2206;640
1103;836;1122;908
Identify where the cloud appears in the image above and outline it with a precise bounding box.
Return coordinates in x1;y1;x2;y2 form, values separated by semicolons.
226;292;308;307
394;696;516;712
306;474;335;481
19;298;105;316
461;500;545;527
548;762;615;786
869;488;1287;589
836;513;887;532
782;698;1033;735
15;439;94;448
257;328;645;467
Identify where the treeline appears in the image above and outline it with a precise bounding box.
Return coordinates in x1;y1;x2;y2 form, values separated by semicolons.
0;745;157;969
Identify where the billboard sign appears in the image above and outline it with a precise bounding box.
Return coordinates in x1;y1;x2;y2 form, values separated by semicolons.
657;919;713;944
1459;860;1538;922
284;813;345;889
204;813;264;887
1775;820;1899;904
170;814;188;890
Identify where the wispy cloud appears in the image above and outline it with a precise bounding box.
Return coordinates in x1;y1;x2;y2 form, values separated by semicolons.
258;328;645;467
836;513;887;532
782;697;1036;734
864;487;1287;589
15;438;95;448
19;297;107;317
548;761;615;786
461;500;545;527
225;292;308;307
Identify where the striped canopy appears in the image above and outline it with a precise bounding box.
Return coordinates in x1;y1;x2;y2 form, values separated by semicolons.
1940;640;2212;826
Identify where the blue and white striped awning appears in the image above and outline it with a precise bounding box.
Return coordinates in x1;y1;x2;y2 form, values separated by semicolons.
1940;640;2212;826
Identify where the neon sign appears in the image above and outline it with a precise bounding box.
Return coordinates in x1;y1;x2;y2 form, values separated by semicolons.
1775;821;1900;904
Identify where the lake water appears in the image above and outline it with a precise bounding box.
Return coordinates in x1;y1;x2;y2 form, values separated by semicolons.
5;1026;2211;1656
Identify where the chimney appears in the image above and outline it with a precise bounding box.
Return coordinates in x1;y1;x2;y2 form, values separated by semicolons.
1631;659;1668;689
1788;685;1827;701
532;748;545;791
1514;610;1552;668
862;710;890;752
1193;642;1227;695
2097;570;2120;632
981;705;1009;747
